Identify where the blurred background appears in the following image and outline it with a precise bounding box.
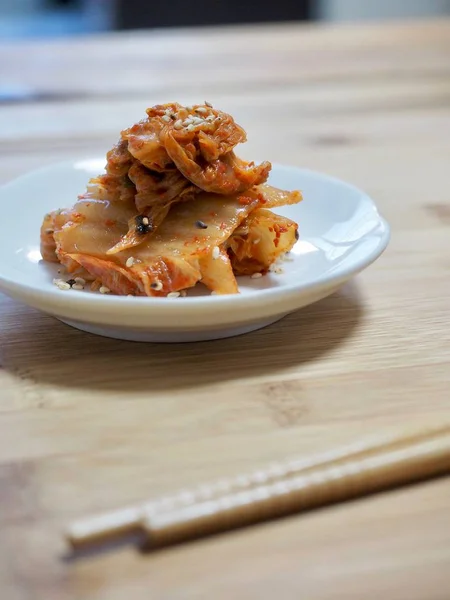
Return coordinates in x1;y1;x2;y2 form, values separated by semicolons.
0;0;449;39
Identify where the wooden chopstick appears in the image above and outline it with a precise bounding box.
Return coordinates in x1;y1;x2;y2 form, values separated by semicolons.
67;426;450;551
67;428;429;547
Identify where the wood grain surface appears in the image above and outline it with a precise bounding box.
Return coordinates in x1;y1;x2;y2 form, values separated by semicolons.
1;18;449;600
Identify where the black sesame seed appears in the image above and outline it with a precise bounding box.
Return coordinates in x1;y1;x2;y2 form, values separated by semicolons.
66;279;76;287
135;214;153;235
295;229;299;241
195;220;208;229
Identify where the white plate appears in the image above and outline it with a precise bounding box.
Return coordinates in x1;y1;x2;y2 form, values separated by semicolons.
0;160;389;342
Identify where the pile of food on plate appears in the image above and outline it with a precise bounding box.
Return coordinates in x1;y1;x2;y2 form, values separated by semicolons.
41;102;301;296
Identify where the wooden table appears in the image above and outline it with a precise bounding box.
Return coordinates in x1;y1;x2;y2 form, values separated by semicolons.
1;18;449;600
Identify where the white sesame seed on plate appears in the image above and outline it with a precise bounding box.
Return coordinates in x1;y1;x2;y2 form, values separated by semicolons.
53;278;70;291
205;101;213;107
251;272;263;279
99;286;111;294
142;217;149;226
72;283;84;291
186;124;195;132
173;119;183;130
161;115;171;123
196;107;208;115
192;117;203;125
212;246;220;260
253;238;261;245
206;115;214;122
183;118;193;126
167;291;180;298
126;257;135;268
74;277;86;285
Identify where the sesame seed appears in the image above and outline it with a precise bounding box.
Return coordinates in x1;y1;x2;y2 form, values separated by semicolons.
72;283;84;291
196;107;208;114
183;117;194;125
192;117;203;125
205;101;213;107
99;286;111;294
167;291;180;298
173;119;183;129
75;277;86;285
253;238;261;244
151;280;163;291
212;246;220;260
251;272;263;279
195;220;208;229
186;124;195;132
53;279;71;291
126;257;135;268
185;105;193;111
274;267;284;275
161;115;171;123
135;214;152;235
206;115;214;122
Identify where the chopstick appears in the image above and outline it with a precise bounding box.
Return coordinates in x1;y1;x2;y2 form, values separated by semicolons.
67;425;450;551
67;428;428;546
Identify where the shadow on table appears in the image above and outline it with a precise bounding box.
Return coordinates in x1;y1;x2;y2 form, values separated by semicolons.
1;282;364;392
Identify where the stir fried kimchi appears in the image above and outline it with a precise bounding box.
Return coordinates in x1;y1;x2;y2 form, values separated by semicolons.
41;102;302;296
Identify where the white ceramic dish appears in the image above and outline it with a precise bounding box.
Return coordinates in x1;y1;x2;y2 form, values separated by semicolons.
0;160;389;342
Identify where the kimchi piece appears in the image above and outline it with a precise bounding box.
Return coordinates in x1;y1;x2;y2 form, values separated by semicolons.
41;102;302;296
